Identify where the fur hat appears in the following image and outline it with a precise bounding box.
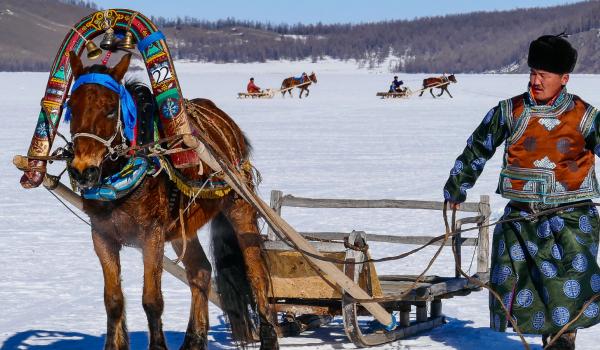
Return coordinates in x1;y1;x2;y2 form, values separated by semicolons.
528;34;577;73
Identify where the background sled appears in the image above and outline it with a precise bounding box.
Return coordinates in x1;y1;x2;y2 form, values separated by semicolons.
238;88;275;99
376;87;412;99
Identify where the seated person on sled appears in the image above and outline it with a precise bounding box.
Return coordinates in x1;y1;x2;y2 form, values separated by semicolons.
247;77;262;94
389;76;405;93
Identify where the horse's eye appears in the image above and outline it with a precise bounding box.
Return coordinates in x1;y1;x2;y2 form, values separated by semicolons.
106;108;118;119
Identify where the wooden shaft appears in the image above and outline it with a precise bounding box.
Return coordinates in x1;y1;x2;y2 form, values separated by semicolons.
40;175;222;308
184;135;395;327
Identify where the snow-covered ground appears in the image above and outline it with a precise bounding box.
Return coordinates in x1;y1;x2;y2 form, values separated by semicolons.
1;60;600;349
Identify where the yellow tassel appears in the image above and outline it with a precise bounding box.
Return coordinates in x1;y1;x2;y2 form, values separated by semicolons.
158;157;244;199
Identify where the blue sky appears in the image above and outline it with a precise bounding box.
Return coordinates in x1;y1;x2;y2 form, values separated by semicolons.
91;0;580;24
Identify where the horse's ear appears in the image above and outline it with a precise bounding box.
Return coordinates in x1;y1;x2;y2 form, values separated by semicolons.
109;53;132;82
68;50;83;79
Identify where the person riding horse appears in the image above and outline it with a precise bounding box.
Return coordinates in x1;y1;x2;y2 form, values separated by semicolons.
296;72;308;83
443;34;600;350
280;72;317;98
419;73;457;98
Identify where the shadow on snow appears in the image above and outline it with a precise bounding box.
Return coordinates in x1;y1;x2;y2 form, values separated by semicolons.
0;316;542;349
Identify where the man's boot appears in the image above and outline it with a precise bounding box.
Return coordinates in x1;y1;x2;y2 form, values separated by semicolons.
543;330;577;350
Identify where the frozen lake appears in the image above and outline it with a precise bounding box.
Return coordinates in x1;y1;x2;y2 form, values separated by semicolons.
1;60;600;349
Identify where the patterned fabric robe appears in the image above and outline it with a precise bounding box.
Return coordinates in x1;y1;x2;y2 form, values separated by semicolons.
444;87;600;334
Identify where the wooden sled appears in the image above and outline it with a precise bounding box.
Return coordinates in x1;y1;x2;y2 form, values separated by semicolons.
264;190;491;347
376;88;412;99
238;89;275;99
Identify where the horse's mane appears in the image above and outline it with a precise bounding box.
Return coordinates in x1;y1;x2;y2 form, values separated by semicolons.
124;76;147;91
86;64;109;74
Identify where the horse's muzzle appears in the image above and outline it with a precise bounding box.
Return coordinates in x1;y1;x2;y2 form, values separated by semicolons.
69;165;101;189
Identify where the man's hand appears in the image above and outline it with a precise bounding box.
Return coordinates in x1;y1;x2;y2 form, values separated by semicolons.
447;201;461;210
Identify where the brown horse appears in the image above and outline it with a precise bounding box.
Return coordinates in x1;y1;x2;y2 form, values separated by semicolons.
66;52;279;350
280;72;317;98
418;74;457;98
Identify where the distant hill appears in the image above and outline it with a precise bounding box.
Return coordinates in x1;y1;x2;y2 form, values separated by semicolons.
0;0;95;71
2;0;600;72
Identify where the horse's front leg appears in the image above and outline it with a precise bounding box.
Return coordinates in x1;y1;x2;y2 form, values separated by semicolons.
92;229;129;350
224;198;279;350
172;235;212;350
445;87;453;98
430;88;436;98
142;227;167;350
304;87;310;97
299;88;303;99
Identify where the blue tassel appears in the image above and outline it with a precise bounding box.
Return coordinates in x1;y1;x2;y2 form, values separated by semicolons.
64;105;72;123
382;313;398;332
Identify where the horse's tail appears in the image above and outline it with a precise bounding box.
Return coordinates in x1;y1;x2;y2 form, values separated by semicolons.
210;212;256;344
281;79;288;90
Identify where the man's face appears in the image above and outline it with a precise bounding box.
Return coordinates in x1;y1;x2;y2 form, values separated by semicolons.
529;68;569;102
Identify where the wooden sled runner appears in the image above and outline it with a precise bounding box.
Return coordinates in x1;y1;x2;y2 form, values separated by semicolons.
376;87;412;99
264;190;491;347
238;88;275;99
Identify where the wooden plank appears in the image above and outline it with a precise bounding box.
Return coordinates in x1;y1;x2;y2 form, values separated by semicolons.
265;250;382;300
379;275;445;282
431;299;442;317
377;277;482;300
416;302;427;322
280;195;481;212
297;231;479;246
264;240;346;252
478;195;491;274
273;304;333;316
267;190;283;241
399;304;411;327
376;92;408;98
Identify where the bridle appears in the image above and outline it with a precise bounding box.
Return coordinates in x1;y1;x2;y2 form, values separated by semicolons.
68;72;137;162
71;99;129;161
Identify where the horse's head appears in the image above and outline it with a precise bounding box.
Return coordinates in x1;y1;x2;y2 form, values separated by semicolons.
448;74;457;83
309;72;317;83
66;51;132;189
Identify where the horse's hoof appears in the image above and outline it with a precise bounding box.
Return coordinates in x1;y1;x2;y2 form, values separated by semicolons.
544;331;577;350
179;336;208;350
259;323;279;350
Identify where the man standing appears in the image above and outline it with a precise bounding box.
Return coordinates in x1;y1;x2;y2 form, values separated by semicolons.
444;34;600;349
247;77;261;93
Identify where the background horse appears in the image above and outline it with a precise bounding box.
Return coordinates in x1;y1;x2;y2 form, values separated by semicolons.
280;72;317;98
66;52;279;350
418;74;457;98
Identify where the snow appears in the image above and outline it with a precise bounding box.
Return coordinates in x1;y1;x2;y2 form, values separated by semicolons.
1;62;600;349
